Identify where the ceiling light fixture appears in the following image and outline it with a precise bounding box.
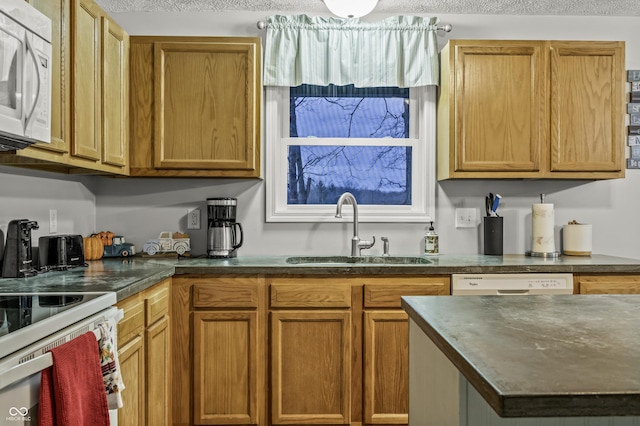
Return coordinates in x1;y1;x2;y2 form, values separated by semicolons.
323;0;380;18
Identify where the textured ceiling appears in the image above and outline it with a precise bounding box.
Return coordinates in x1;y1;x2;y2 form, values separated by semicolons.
94;0;640;16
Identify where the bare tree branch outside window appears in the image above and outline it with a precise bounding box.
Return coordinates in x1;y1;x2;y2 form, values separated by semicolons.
288;85;411;205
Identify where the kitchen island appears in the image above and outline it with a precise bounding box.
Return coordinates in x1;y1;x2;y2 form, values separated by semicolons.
402;294;640;425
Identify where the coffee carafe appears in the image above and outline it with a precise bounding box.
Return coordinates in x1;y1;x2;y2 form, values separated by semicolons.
207;198;243;258
2;219;39;278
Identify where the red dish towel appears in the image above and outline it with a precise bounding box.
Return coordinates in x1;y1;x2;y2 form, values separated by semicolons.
39;332;110;426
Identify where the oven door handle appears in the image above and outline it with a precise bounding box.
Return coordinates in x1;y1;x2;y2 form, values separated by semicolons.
0;328;101;391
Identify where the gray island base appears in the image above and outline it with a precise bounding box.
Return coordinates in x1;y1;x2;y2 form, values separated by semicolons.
402;295;640;426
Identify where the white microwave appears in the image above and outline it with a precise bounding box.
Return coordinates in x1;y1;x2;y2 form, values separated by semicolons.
0;0;52;150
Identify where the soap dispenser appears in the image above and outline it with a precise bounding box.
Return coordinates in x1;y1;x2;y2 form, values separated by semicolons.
424;221;439;256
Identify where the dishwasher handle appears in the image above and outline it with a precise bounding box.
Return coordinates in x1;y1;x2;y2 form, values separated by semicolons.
496;290;530;295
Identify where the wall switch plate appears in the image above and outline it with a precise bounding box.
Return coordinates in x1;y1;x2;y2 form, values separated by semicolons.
49;209;58;234
455;208;477;228
188;208;201;230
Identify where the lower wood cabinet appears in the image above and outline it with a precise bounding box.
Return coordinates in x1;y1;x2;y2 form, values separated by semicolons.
269;278;352;425
172;274;449;426
172;275;267;426
575;274;640;294
363;311;409;424
117;278;171;426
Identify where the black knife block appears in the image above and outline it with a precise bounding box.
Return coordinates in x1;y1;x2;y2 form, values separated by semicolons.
483;216;503;256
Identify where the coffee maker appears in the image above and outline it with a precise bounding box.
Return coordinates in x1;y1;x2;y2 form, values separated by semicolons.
207;198;243;258
2;219;39;278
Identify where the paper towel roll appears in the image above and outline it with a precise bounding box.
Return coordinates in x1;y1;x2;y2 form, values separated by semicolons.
531;203;556;253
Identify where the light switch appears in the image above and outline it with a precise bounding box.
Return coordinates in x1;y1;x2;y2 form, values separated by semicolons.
455;208;477;228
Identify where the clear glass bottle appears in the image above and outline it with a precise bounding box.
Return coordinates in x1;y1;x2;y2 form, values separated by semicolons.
424;221;439;256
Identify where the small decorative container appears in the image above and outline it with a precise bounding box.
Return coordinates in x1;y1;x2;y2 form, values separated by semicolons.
562;222;592;256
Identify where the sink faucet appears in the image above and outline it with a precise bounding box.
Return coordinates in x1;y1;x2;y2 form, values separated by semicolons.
335;192;375;256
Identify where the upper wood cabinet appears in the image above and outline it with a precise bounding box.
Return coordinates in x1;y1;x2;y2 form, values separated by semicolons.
129;36;262;177
437;39;625;180
70;0;129;174
0;0;129;175
101;16;129;168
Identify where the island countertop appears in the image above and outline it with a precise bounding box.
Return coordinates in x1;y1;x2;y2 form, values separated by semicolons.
401;294;640;417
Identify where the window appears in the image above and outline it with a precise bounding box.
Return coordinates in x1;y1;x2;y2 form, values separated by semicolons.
265;84;436;223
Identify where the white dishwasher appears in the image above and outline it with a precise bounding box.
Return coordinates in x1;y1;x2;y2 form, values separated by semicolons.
451;273;574;295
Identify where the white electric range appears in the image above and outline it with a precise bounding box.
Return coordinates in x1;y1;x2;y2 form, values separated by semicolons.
0;292;119;425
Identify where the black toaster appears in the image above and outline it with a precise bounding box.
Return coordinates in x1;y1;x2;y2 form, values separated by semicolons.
38;235;85;270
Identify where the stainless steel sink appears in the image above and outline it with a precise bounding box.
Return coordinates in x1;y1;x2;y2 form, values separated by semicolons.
285;256;432;265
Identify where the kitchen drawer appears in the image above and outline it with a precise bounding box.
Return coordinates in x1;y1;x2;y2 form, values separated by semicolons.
362;276;451;308
146;282;170;325
270;281;351;308
364;284;446;308
117;298;145;346
193;282;260;308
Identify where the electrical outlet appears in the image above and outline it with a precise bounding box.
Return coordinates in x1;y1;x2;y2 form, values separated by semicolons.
188;208;201;230
49;209;58;234
455;208;477;228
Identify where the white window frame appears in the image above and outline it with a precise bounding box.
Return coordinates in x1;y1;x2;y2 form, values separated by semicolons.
265;85;436;223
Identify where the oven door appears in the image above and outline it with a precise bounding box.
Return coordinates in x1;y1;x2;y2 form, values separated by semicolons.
0;368;38;424
0;305;121;425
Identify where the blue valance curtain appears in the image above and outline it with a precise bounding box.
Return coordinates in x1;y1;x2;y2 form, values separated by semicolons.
263;14;440;88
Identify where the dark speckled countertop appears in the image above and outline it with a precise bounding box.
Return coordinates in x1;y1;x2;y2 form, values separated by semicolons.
168;253;640;275
1;254;640;301
402;294;640;417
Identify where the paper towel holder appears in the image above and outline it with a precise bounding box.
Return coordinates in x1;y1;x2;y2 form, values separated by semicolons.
525;193;561;258
525;250;560;258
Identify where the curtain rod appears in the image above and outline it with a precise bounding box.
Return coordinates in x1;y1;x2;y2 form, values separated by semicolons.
256;20;452;32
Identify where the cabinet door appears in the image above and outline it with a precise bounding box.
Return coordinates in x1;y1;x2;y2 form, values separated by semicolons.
101;16;129;168
271;310;351;425
446;41;545;175
193;311;260;425
549;41;625;175
146;315;170;426
72;0;101;161
153;41;259;172
118;335;145;426
363;311;408;425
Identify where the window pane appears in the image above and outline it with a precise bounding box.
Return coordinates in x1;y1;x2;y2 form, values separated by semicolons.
290;85;409;138
287;145;412;205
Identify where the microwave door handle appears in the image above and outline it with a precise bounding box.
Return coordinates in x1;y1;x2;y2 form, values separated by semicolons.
22;34;41;133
